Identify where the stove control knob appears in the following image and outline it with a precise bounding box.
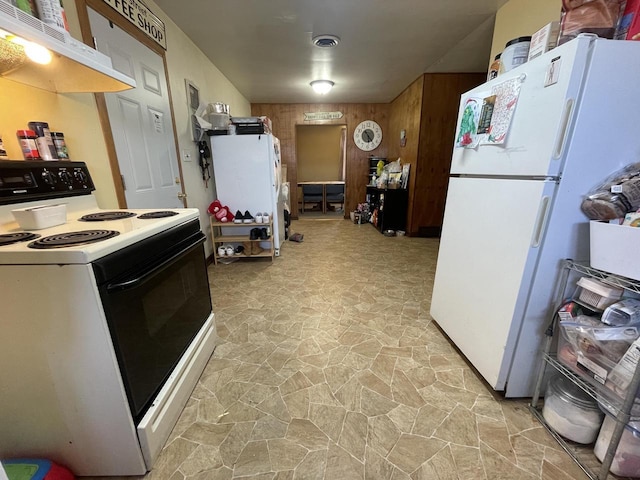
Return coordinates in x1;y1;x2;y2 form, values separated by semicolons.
59;170;73;186
74;170;88;185
42;170;57;186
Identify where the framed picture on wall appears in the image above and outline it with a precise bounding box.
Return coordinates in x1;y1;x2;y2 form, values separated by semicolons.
186;79;200;141
185;79;199;111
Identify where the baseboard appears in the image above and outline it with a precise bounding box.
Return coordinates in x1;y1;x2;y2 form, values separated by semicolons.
417;226;442;238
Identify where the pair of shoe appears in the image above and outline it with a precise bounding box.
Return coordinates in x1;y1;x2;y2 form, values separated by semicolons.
234;210;254;223
217;245;235;257
254;212;270;223
249;227;269;240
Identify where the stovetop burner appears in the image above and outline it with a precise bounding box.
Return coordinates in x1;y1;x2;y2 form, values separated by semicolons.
79;211;136;222
138;211;179;219
0;232;41;246
28;230;120;249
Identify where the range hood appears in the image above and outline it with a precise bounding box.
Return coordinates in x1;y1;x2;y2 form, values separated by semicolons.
0;1;135;93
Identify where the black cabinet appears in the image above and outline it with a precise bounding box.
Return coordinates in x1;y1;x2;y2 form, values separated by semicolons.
366;186;408;233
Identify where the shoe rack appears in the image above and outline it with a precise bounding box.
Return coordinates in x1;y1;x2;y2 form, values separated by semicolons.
209;216;275;265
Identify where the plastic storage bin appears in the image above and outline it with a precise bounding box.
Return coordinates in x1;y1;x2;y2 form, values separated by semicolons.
594;414;640;477
575;276;623;310
542;375;604;443
12;204;66;230
558;315;640;404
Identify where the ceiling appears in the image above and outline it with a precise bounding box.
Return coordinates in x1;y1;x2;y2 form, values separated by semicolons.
152;0;509;104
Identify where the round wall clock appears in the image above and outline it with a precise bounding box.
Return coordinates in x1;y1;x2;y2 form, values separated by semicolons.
354;120;382;151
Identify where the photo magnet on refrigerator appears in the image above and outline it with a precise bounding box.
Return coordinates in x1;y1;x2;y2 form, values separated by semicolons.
545;56;562;87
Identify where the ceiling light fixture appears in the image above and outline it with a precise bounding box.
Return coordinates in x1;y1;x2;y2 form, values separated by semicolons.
312;34;340;48
310;80;334;95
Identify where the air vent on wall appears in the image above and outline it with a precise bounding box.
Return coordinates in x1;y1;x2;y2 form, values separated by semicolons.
312;34;340;48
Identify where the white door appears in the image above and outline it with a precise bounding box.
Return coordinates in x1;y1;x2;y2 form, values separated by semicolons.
88;8;182;208
430;176;555;391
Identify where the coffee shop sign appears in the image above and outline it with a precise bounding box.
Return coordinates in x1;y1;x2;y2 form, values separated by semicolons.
303;111;344;121
103;0;166;49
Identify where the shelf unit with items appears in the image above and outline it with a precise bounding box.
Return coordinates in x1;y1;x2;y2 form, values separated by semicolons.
367;156;386;185
209;216;274;265
366;186;408;233
530;259;640;480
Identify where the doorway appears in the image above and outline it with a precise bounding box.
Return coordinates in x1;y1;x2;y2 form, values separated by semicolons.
88;8;183;209
296;124;346;218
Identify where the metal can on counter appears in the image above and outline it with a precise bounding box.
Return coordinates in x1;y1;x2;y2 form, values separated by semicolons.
17;130;41;160
51;132;69;159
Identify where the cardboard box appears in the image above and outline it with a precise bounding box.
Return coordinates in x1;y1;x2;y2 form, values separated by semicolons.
528;22;560;61
615;0;640;40
590;220;640;281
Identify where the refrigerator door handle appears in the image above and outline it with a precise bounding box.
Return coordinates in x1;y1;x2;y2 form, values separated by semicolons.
531;195;551;248
553;99;575;160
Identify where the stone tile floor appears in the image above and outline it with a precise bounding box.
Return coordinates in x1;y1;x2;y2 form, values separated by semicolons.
90;218;603;480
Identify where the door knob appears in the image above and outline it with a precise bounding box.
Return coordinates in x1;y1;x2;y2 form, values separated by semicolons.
178;193;187;199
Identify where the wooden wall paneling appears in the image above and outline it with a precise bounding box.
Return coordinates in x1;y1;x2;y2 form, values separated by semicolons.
411;73;486;236
251;103;389;218
388;76;424;235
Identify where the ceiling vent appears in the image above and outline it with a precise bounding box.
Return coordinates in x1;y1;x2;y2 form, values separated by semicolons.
312;34;340;48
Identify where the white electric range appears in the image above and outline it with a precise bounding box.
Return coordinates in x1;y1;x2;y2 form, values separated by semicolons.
0;195;200;263
0;161;217;476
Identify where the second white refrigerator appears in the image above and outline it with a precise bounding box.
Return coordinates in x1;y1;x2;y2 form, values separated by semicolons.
210;134;285;255
431;36;640;397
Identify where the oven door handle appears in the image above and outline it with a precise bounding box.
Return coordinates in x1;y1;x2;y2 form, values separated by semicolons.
106;234;205;292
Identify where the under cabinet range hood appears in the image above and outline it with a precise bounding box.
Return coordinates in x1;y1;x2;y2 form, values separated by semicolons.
0;2;135;93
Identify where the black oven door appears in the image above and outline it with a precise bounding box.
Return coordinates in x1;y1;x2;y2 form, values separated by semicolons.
92;219;213;423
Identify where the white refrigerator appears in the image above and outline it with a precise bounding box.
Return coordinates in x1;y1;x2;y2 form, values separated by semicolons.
431;36;640;398
210;134;285;255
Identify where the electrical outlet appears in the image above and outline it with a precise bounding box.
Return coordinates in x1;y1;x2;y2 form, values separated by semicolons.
182;150;191;162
